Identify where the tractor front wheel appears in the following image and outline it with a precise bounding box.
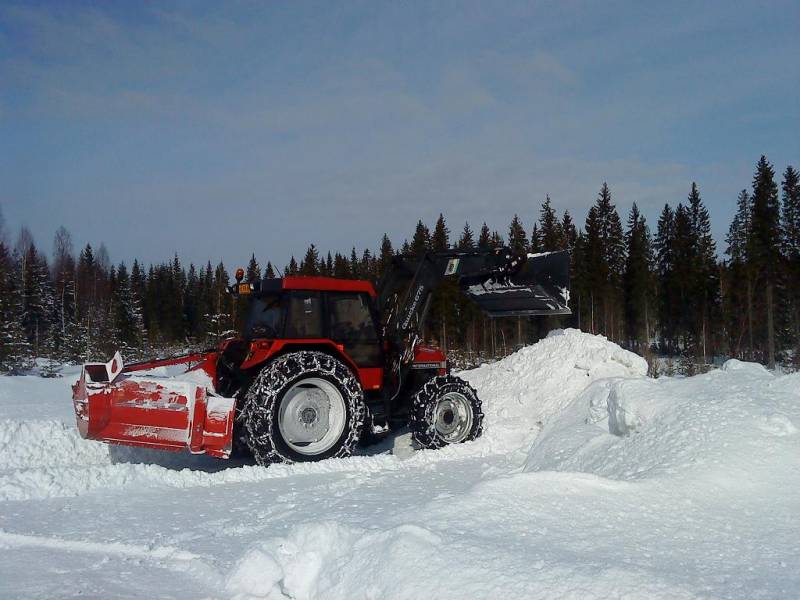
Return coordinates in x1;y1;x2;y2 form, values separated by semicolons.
410;375;483;449
242;351;365;465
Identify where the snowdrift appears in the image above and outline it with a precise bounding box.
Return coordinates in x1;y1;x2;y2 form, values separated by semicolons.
460;328;648;451
525;356;800;491
3;331;800;599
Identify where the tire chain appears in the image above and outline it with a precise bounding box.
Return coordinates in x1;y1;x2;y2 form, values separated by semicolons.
242;351;365;465
410;375;484;449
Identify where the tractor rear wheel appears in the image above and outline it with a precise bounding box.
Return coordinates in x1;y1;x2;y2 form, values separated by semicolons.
242;351;365;465
410;375;483;449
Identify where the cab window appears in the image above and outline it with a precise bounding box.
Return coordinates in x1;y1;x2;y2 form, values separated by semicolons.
284;292;323;338
327;292;381;366
245;294;284;339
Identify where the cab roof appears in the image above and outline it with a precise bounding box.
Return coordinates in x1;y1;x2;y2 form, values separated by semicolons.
259;276;377;297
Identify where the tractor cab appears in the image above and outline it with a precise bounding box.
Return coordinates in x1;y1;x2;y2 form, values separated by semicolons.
215;275;388;398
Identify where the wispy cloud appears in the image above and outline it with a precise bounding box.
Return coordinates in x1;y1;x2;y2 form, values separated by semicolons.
0;1;797;267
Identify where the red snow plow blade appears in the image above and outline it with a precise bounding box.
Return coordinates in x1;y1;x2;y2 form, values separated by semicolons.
71;351;236;458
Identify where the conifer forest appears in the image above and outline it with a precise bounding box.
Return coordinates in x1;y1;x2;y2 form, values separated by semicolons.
2;154;798;373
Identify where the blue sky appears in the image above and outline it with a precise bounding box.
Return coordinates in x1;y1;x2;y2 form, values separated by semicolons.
1;1;798;269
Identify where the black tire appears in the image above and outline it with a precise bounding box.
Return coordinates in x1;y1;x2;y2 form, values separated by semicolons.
410;375;483;449
242;351;365;465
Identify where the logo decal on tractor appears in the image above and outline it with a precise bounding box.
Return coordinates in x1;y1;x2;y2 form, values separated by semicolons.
444;258;460;276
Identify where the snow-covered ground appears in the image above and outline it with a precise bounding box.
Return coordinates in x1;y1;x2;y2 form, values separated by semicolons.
1;329;798;599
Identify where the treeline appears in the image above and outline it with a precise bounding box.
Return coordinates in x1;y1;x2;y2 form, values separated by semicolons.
1;154;798;373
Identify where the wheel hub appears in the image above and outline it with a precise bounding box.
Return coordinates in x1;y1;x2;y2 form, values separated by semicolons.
300;407;317;424
433;392;473;443
281;387;330;444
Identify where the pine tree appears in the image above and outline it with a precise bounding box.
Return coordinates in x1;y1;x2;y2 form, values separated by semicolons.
654;204;676;351
431;214;449;252
580;183;625;340
748;156;781;367
360;249;374;280
246;254;261;281
112;262;143;354
378;234;394;277
300;245;320;276
687;183;719;362
781;166;800;359
507;215;528;254
457;222;475;250
333;253;350;278
411;220;431;257
429;214;457;350
539;196;564;251
349;248;359;277
561;211;578;254
623;203;655;350
782;166;800;261
671;203;695;350
721;190;752;358
265;261;276;279
477;223;491;249
20;243;55;358
285;256;298;276
0;242;32;371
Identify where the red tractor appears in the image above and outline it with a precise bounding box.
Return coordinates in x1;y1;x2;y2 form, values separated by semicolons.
72;248;570;465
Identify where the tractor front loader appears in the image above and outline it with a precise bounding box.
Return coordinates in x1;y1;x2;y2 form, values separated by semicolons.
72;248;570;464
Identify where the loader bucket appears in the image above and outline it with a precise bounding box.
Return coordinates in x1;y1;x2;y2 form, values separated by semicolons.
463;250;571;317
71;352;236;458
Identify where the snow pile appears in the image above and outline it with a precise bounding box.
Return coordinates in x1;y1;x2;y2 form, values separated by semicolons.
0;419;110;471
225;514;701;600
525;358;800;489
459;328;647;451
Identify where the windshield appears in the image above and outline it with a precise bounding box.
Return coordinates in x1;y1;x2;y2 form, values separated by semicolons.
245;294;284;338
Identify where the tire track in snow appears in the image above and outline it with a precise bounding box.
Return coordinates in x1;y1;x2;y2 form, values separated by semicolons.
0;529;222;588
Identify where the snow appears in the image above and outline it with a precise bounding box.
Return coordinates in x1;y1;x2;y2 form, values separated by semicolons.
1;329;798;598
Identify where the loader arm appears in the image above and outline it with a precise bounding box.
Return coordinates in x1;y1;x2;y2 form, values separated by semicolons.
377;247;571;369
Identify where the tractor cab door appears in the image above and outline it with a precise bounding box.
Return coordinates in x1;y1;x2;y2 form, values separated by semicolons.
325;291;383;368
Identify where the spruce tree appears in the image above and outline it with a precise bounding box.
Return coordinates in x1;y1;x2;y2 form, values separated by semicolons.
300;245;320;276
561;211;578;254
539;196;563;251
722;189;753;358
507;215;528;255
623;203;654;350
477;223;491;249
332;253;348;278
781;166;800;359
654;204;676;351
411;221;431;257
0;242;32;371
286;256;299;276
378;234;394;277
431;214;449;252
246;254;261;281
112;262;143;354
457;222;475;250
349;248;359;277
748;155;781;366
359;249;374;280
687;183;719;362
